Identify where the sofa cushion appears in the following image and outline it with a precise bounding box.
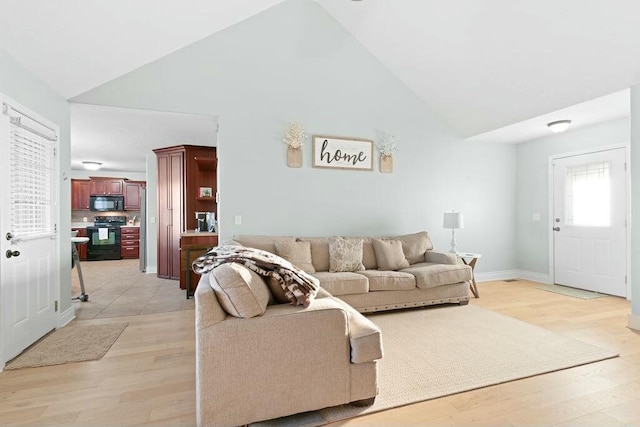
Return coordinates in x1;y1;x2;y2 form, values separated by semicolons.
371;238;410;271
299;237;330;272
355;270;416;291
275;240;315;273
312;271;369;296
233;235;295;254
401;262;472;289
395;231;434;264
210;263;271;318
329;237;365;272
361;238;378;270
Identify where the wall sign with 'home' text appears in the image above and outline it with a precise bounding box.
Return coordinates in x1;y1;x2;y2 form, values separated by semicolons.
312;135;373;171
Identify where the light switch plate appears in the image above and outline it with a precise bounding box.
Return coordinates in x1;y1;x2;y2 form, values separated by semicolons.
235;215;242;225
532;213;541;221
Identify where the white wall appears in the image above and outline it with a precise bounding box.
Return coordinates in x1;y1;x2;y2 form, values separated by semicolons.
630;85;640;322
68;170;146;181
0;49;71;314
144;154;158;273
72;0;517;274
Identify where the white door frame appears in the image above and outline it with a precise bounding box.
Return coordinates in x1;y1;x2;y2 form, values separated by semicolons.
548;143;631;299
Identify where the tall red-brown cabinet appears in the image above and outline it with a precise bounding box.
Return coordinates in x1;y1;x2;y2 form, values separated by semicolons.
153;145;217;280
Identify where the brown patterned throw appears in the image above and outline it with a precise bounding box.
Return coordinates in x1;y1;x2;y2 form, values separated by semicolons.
192;245;320;307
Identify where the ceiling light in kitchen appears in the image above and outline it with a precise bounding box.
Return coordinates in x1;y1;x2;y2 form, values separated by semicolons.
82;161;102;170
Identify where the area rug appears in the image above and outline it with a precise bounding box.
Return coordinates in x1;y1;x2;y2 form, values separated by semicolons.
5;323;127;370
535;283;608;299
255;305;617;426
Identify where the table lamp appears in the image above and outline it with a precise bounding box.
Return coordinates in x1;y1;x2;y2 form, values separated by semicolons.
443;211;464;254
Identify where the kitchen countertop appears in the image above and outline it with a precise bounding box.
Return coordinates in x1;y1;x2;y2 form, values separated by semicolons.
180;231;218;237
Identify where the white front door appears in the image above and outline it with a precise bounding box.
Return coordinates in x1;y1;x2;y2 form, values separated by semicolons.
0;97;59;365
552;148;627;296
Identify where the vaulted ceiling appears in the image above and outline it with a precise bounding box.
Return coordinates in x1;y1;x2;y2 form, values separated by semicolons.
1;0;639;164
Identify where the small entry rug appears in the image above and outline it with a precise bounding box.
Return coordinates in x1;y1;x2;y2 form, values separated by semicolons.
5;323;127;370
535;283;608;300
255;305;617;426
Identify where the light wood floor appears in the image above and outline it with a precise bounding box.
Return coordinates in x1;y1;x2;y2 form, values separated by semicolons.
1;278;638;426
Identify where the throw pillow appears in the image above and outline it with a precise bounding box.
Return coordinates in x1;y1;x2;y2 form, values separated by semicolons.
210;263;271;318
396;231;433;264
371;238;410;271
274;240;316;273
329;237;365;272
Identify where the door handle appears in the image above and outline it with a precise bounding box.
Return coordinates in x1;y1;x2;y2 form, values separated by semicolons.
553;227;561;232
5;250;20;258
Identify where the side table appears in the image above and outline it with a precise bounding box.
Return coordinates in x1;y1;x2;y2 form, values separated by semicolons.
457;252;481;298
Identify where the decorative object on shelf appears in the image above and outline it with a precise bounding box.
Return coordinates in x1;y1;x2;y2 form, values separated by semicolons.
283;122;306;168
443;210;464;254
312;135;373;171
376;132;397;173
199;187;213;198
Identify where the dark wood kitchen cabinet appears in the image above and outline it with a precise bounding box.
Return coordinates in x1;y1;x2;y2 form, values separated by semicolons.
120;226;140;259
90;177;123;195
153;145;217;281
71;179;90;210
124;181;145;210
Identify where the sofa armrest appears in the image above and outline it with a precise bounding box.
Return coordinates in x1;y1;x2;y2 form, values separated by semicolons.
425;250;458;265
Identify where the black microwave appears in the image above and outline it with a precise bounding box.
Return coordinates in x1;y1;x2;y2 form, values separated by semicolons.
89;195;124;212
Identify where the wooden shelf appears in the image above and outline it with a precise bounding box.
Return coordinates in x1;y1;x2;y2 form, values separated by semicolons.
194;157;216;171
196;197;215;201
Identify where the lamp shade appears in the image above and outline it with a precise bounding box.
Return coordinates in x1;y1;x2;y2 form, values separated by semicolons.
443;212;464;229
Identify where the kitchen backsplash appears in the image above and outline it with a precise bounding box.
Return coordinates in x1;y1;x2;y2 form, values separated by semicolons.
72;210;141;225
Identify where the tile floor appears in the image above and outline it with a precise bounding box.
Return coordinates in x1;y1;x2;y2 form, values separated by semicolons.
71;258;194;320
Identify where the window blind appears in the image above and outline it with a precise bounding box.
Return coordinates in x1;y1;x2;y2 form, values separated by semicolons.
4;104;58;240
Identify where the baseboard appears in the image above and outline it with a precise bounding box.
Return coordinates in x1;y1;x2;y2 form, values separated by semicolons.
628;313;640;331
474;270;552;284
57;305;75;328
145;266;157;274
515;270;552;284
475;270;520;282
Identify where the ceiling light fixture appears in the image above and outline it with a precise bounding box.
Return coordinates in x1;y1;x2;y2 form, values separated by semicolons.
547;120;572;133
82;161;102;170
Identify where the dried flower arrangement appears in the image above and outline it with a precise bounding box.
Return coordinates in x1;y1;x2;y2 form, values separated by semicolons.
283;122;306;149
376;132;398;157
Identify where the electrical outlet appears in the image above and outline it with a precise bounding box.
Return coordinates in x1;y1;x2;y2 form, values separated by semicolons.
150;216;156;224
532;213;541;221
235;215;242;225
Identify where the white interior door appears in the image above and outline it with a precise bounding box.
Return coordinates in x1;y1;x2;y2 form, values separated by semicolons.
0;97;59;365
552;148;626;296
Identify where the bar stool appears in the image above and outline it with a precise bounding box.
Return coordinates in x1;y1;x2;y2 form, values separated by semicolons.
71;236;90;302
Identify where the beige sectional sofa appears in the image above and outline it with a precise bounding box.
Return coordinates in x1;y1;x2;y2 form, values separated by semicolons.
194;231;473;426
234;231;473;312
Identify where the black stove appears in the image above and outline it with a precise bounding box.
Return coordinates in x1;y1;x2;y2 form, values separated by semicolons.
93;215;126;227
86;216;126;260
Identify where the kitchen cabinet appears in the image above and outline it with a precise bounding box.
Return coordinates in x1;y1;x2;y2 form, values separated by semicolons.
71;179;90;210
71;227;88;260
90;177;123;195
124;181;145;210
121;226;140;259
180;232;218;293
153;145;217;280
